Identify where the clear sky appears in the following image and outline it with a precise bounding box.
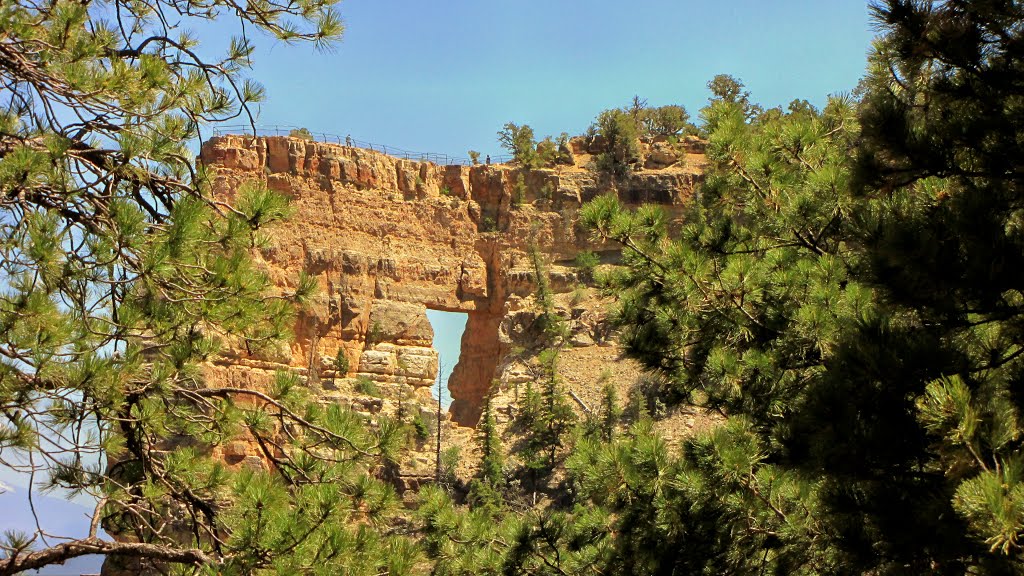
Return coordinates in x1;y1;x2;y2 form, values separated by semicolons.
223;0;876;159
426;310;467;409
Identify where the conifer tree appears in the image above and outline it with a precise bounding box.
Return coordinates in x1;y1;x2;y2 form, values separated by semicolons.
478;392;504;488
579;1;1024;572
467;390;505;510
0;0;424;573
515;247;576;491
592;107;641;178
598;381;621;442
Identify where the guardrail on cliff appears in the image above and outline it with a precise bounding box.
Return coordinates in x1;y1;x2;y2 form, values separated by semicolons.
210;124;512;166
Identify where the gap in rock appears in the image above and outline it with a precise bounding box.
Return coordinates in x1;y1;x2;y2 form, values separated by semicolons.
425;309;467;410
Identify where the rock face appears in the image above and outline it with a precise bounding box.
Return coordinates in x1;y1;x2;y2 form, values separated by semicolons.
200;134;705;435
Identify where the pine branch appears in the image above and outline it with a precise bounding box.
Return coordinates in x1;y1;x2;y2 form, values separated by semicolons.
0;538;212;575
181;386;376;457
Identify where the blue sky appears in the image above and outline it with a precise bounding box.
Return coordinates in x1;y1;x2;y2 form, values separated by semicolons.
219;0;876;158
426;311;467;409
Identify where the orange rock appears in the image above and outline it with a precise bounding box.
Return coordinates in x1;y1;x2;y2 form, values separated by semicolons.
199;134;703;431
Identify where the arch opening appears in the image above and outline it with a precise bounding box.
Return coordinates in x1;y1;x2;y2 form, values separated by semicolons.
424;309;467;410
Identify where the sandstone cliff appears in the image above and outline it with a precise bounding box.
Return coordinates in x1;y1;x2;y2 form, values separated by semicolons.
199;134;711;485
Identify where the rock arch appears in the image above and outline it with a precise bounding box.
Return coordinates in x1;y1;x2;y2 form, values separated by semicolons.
200;134;702;426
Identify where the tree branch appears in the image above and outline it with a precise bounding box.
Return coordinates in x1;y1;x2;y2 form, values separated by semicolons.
0;537;212;575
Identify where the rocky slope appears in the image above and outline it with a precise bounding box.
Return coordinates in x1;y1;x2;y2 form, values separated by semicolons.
199;133;712;485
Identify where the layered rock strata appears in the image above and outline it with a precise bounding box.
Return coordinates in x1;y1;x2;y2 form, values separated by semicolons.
200;134;706;456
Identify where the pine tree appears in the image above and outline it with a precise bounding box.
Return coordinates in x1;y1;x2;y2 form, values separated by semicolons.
598;381;621;442
591;106;641;178
823;0;1024;569
466;389;505;510
581;85;856;572
578;1;1024;572
514;248;577;494
0;0;423;573
478;392;504;488
497;122;539;168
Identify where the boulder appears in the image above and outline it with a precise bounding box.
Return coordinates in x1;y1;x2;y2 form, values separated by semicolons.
645;141;679;169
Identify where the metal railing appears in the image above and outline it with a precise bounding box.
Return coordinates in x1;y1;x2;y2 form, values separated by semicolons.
210;124;512;166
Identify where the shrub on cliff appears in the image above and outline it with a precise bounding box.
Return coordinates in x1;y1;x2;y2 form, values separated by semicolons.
641;104;693;137
334;349;350;374
592;107;641;178
497;122;539;168
573;250;601;283
289;127;316;140
498;123;567;169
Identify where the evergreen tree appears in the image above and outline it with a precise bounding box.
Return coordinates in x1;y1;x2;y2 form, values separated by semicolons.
0;0;422;573
592;107;641;178
513;349;576;498
497;122;539;168
581;85;859;573
598;381;622;442
467;391;505;510
478;393;504;488
578;1;1024;572
827;0;1024;569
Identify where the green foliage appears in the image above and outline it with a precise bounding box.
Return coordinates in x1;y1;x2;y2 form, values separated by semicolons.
497;123;565;169
13;0;1024;572
569;285;587;306
516;350;576;483
707;73;749;104
366;320;385;344
573;250;600;283
288;127;315;140
588;98;693;177
478;393;504;488
539;182;555;203
511;174;527;209
422;5;1024;574
592;107;640;177
0;0;396;570
468;393;505;510
334;349;350;374
528;245;567;340
497;122;538;168
411;412;431;441
355;375;380;397
641;104;692;136
598;381;621;442
581;89;874;566
701;74;764;127
468;150;481;165
569;2;1024;572
440;446;461;481
555;132;574;165
536;136;558;166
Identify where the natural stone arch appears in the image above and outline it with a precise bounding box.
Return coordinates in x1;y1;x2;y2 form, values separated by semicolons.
200;134;703;427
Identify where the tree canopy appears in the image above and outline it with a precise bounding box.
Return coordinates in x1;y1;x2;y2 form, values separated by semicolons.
4;0;1024;574
0;0;421;573
420;1;1024;574
571;0;1024;572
